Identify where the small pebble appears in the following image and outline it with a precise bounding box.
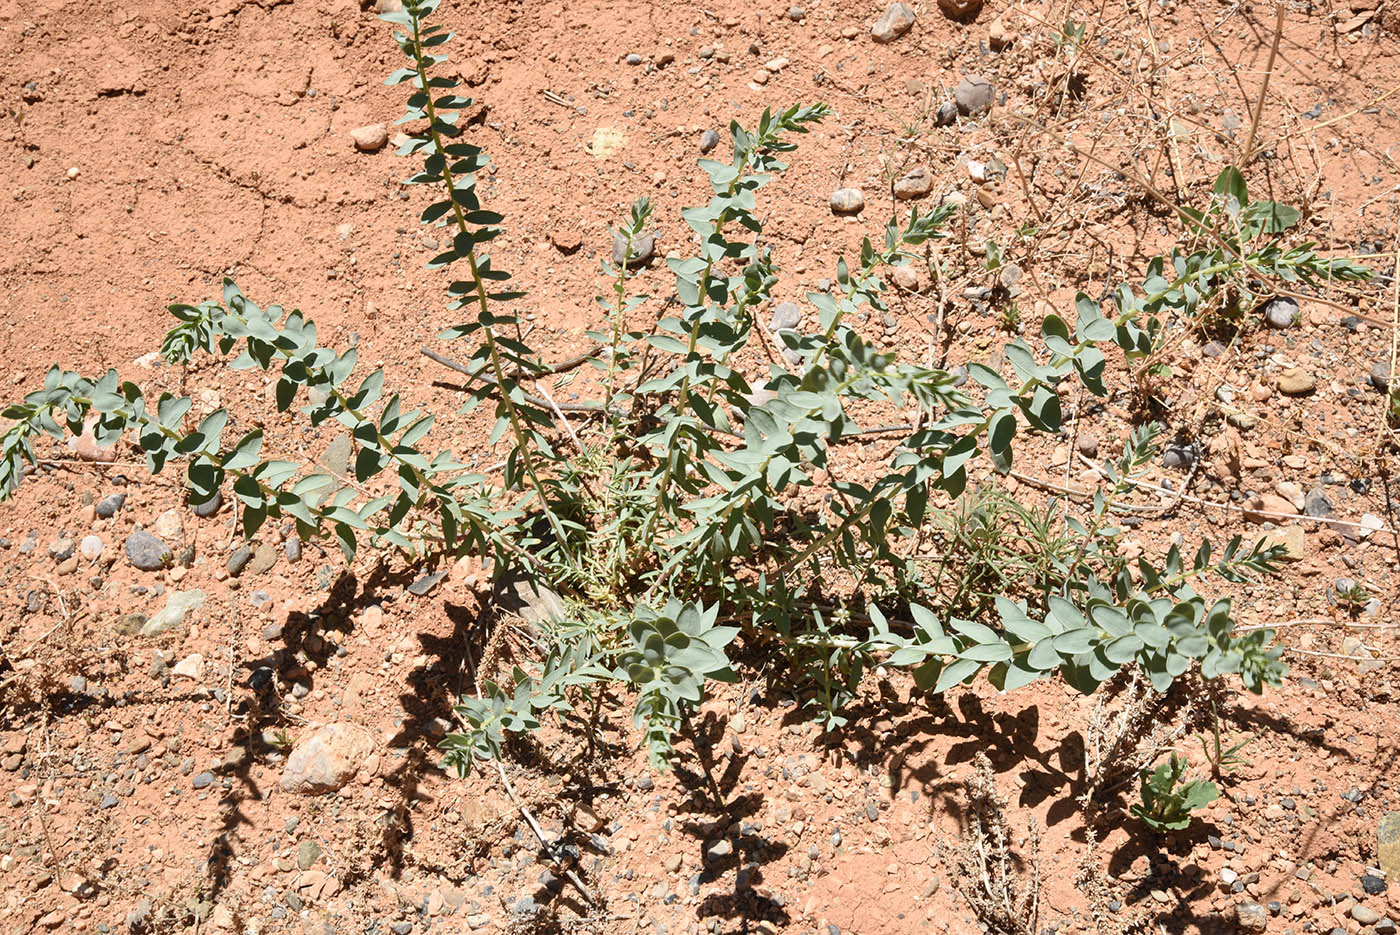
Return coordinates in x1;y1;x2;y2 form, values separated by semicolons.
95;494;126;518
829;188;865;214
955;75;995;115
1262;296;1300;329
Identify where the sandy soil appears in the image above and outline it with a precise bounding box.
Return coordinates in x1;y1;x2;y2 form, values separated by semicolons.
2;0;1400;933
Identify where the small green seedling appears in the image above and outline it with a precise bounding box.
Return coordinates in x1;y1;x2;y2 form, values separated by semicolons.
1131;753;1218;831
1200;700;1257;781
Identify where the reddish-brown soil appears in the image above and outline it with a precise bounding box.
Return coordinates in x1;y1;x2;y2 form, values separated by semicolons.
2;0;1400;933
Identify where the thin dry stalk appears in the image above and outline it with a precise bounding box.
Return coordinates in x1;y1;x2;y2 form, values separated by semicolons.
943;752;1041;935
1240;4;1286;166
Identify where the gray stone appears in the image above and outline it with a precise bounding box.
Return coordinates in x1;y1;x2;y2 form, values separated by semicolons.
494;572;567;624
625;53;643;66
612;230;655;267
1163;445;1195;470
96;493;126;518
1236;901;1268;932
124;530;172;571
280;723;376;795
192;771;215;789
699;129;721;153
1362;874;1387;895
140;589;206;637
49;538;75;562
70;675;87;693
788;6;805;20
1304;487;1333;518
1354;905;1381;926
297;840;321;870
829;188;865;214
770;302;803;331
99;793;117;809
955;75;995;115
79;535;104;560
284;538;302;563
319;435;353;481
935;101;958;126
871;2;915;42
191;489;222;518
226;546;252;577
1370;360;1392;393
704;839;733;861
1263;296;1300;329
406;570;446;596
893;166;933;200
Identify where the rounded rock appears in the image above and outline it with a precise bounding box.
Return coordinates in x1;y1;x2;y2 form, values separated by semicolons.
191;488;222;518
612;230;655;267
124;530;172;571
280;723;376;795
699;129;721;154
893;166;933;200
935;101;959;126
955;75;995;115
829;188;865;215
1354;905;1381;926
769;302;803;332
1235;901;1268;933
226;546;252;577
1369;360;1391;393
1262;296;1299;329
350;124;388;152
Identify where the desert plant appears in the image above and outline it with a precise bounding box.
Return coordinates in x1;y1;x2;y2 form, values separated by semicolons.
1199;700;1256;782
1130;752;1218;831
1;0;1358;781
1101;167;1372;408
